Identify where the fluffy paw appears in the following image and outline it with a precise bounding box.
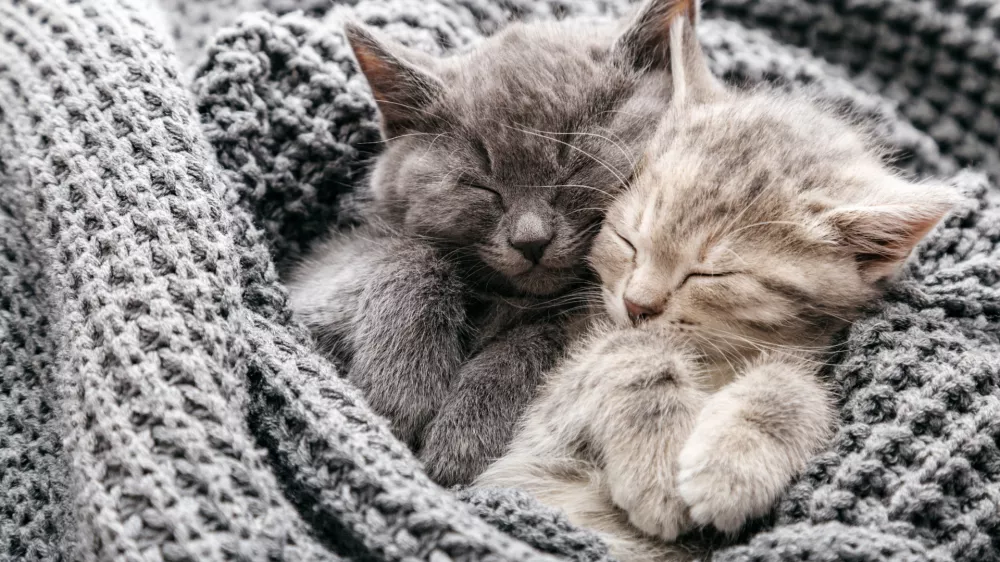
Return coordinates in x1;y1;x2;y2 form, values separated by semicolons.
612;483;692;541
349;364;436;448
606;450;694;542
676;430;786;534
419;409;494;487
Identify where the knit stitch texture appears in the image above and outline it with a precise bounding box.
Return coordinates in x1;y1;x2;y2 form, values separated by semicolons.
0;1;997;561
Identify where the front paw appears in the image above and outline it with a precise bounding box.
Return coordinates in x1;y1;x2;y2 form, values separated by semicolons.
349;367;435;448
610;478;691;541
419;410;494;487
676;427;787;533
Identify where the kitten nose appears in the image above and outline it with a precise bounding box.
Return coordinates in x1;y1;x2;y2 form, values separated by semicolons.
511;237;552;264
510;213;553;264
624;299;662;324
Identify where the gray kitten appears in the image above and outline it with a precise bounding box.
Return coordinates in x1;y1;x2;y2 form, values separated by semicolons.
477;1;955;559
288;0;686;486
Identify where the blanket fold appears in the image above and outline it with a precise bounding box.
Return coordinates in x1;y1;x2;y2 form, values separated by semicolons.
1;1;997;561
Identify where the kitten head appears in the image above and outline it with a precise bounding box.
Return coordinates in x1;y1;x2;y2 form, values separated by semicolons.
591;20;955;358
345;0;704;296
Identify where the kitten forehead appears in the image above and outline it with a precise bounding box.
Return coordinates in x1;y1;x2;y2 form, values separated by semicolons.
420;21;669;188
456;23;616;88
439;23;638;142
606;89;903;277
641;92;888;216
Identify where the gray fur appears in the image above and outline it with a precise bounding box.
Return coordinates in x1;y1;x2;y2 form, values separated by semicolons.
289;229;469;446
421;318;567;485
479;9;955;559
288;0;684;485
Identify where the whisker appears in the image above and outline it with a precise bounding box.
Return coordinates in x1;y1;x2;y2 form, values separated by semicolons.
502;123;630;188
694;324;848;352
725;220;804;239
517;183;614;198
687;325;849;366
713;181;772;241
416;132;453;165
687;330;742;379
527;128;637;172
596;109;644;120
367;98;446;122
358;131;442;144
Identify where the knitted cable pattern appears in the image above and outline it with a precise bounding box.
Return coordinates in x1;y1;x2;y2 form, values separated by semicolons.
0;1;997;561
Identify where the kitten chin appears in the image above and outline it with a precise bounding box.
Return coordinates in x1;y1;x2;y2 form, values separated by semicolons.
510;270;569;296
472;262;580;297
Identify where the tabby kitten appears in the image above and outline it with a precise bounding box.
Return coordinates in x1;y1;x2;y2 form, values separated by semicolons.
289;0;688;485
476;1;955;558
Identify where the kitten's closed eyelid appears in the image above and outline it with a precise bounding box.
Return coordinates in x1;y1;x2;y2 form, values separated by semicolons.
681;270;738;285
611;228;636;254
468;182;503;201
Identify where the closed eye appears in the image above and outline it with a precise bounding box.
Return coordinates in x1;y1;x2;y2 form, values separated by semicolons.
612;228;636;255
468;183;505;210
681;271;737;285
469;183;502;199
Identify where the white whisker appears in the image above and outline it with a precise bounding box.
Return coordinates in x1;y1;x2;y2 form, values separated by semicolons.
503;123;630;188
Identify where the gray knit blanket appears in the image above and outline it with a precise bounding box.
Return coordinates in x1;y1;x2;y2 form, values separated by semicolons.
1;0;998;561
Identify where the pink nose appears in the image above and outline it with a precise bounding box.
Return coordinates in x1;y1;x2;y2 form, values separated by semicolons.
624;299;662;324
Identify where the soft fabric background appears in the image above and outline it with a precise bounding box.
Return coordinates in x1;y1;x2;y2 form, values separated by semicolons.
0;1;997;561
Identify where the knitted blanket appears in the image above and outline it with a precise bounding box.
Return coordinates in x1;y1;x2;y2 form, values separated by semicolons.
1;1;998;561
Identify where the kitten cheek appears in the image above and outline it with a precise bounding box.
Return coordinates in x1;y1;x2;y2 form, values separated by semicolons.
591;259;613;287
590;238;629;284
481;244;525;274
602;289;630;327
669;292;714;325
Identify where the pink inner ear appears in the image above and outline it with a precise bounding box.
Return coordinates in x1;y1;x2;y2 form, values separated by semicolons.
354;47;393;88
832;202;952;265
352;48;406;119
894;209;951;251
346;34;440;134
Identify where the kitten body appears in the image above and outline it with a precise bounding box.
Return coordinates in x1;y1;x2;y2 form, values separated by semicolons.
289;0;686;486
477;2;955;558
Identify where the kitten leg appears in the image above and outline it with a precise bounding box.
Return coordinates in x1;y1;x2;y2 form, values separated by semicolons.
474;328;701;556
676;358;835;533
583;328;707;542
479;453;697;562
480;326;708;541
287;229;468;447
420;322;565;487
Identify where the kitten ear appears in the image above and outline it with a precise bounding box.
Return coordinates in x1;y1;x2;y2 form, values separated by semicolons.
344;23;445;136
613;0;697;70
612;0;721;102
824;182;956;281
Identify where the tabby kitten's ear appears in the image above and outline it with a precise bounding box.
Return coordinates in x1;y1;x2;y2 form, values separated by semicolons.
344;23;445;137
824;181;956;282
613;0;720;102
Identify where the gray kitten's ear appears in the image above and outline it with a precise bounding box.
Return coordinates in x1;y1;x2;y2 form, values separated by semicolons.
613;0;721;102
613;0;698;70
344;23;445;136
824;182;956;281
